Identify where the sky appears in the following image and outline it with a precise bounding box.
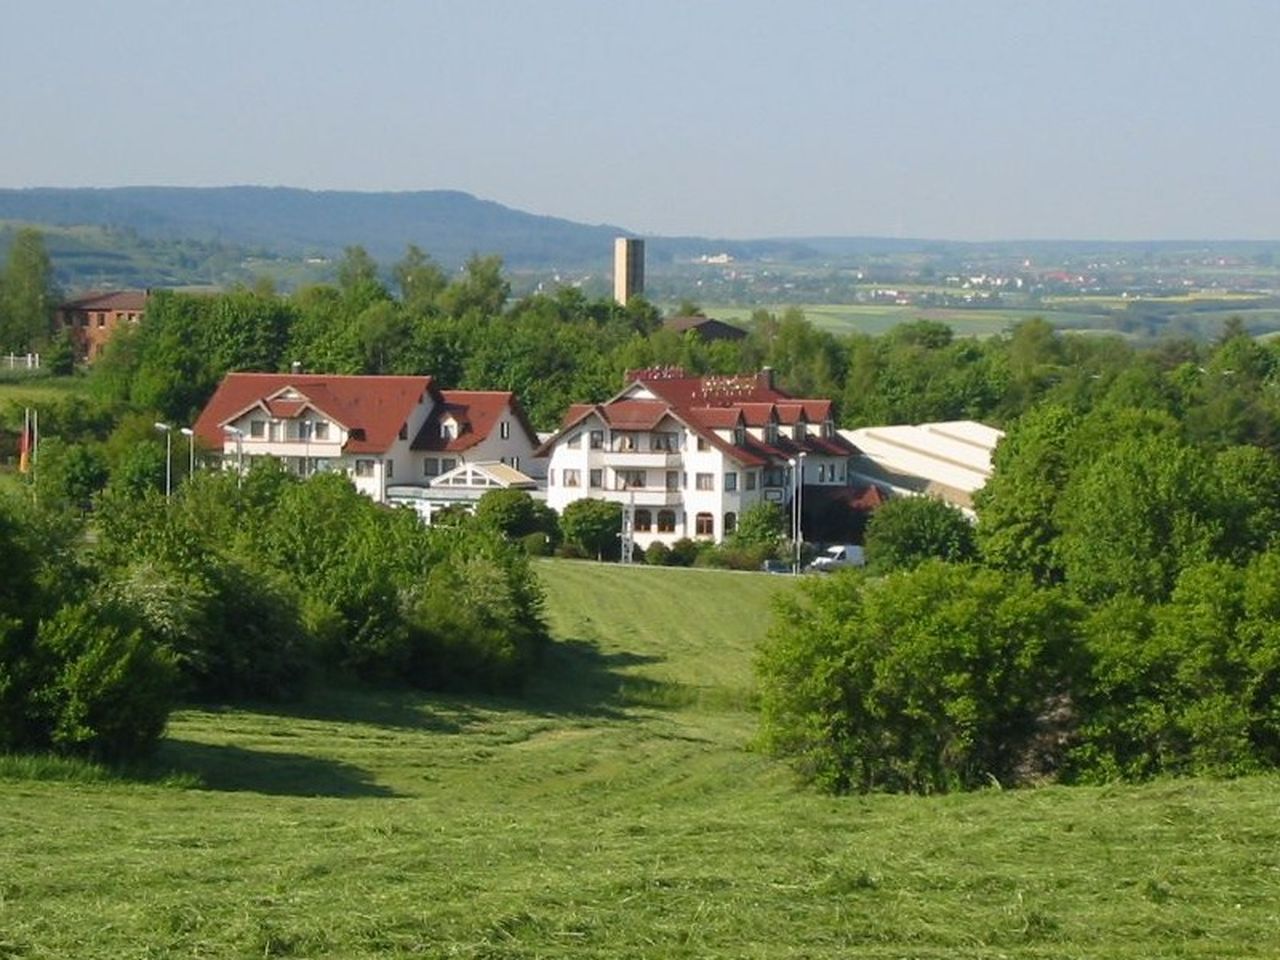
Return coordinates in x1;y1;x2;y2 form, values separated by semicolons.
2;0;1278;241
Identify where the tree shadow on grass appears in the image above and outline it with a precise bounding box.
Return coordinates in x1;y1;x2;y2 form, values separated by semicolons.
520;637;674;717
228;685;477;734
149;739;398;798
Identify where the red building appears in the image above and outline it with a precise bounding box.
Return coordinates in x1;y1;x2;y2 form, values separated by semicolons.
55;290;149;362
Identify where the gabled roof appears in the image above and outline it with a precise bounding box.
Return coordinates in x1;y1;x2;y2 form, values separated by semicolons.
538;368;858;465
411;390;540;453
60;290;149;312
193;373;436;454
663;316;748;341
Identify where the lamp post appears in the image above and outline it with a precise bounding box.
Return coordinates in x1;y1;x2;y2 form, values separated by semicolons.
179;427;195;480
223;426;245;484
153;422;172;497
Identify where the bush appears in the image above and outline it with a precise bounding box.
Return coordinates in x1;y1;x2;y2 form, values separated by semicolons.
758;561;1081;793
642;541;671;566
863;496;976;575
518;531;552;556
34;602;178;761
668;537;700;567
560;499;623;560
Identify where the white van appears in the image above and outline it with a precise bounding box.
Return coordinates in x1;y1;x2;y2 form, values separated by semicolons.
806;544;866;572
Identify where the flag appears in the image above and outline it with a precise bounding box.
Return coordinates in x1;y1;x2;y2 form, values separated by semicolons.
18;408;31;474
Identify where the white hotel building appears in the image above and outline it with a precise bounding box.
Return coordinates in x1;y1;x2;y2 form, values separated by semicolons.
539;367;859;546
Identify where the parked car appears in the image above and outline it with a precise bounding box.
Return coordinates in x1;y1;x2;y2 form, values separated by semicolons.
806;544;865;572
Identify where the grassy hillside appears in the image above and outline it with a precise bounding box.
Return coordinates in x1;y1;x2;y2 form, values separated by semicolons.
2;560;1278;958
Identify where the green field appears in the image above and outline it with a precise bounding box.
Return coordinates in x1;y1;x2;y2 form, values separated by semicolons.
3;561;1279;958
709;304;1107;337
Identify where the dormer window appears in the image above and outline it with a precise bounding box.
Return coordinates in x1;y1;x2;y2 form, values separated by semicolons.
440;420;457;440
792;423;805;440
500;421;511;440
733;426;745;446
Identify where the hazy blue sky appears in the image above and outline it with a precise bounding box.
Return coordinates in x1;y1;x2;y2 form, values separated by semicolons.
3;0;1276;240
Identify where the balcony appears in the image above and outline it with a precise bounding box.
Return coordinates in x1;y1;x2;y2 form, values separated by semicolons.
607;487;682;508
598;448;683;469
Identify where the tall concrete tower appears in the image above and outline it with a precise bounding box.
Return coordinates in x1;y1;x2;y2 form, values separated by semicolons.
613;237;645;305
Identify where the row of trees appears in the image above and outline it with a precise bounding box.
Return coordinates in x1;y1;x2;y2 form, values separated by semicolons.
0;462;548;761
758;383;1280;792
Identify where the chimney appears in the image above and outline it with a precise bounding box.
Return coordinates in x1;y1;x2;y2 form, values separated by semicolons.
291;361;302;375
761;366;775;389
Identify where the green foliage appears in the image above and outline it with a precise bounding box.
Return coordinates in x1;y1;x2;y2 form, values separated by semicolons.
560;498;623;561
642;540;672;565
667;537;701;567
1071;554;1280;780
34;602;177;760
730;501;787;549
758;562;1080;793
863;496;976;574
0;228;58;351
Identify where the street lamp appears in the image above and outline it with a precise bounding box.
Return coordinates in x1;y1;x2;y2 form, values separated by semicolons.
179;427;195;480
223;426;245;483
788;452;807;574
153;422;172;497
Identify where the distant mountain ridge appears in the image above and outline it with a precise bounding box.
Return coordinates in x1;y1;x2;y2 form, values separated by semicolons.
0;186;636;269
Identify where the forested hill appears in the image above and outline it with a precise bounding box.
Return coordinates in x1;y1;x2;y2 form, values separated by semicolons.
0;186;632;268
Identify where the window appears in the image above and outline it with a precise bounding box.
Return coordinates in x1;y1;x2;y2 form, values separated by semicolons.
696;473;714;491
566;432;581;449
616;469;645;489
424;457;440;477
386;460;394;479
665;470;680;491
398;422;408;441
354;459;375;477
695;512;714;537
589;430;603;449
590;468;603;489
651;431;678;452
765;423;778;444
442;458;457;472
724;472;738;492
724;512;737;536
745;471;757;491
657;510;677;533
269;421;284;442
818;463;827;482
563;469;581;488
313;421;329;441
764;466;786;487
510;456;520;471
615;432;638;452
697;437;710;452
96;313;106;328
733;427;745;446
634;509;652;532
500;421;510;439
440;420;456;439
823;420;835;439
250;420;265;439
792;423;805;440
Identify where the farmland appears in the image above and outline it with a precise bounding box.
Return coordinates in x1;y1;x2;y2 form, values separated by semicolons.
2;561;1277;958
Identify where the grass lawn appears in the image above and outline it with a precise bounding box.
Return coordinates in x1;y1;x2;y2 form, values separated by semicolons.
3;560;1279;958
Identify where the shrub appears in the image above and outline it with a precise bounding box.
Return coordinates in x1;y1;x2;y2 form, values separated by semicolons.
643;541;671;566
668;537;700;567
863;496;976;575
560;499;623;560
34;602;178;761
518;531;552;556
758;561;1080;793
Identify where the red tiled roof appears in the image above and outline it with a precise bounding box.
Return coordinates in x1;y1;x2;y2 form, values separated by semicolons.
61;290;149;312
537;370;852;468
687;406;743;429
601;399;672;431
412;390;539;453
193;373;435;454
737;403;779;427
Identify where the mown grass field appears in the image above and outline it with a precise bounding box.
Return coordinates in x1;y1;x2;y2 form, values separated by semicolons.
3;561;1280;958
